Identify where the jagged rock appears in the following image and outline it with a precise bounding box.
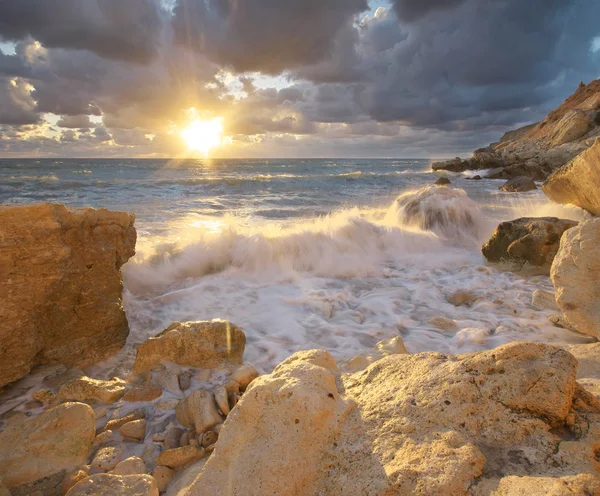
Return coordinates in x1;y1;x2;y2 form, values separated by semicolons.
482;217;577;274
179;342;598;496
151;466;174;493
551;110;592;146
551;218;600;338
431;157;465;172
0;204;136;387
230;365;259;391
499;176;537;192
133;320;246;373
119;419;146;440
91;446;125;471
58;377;127;403
543;138;600;216
65;474;158;496
434;177;451;186
0;403;95;488
156;446;205;470
176;390;222;434
112;457;147;476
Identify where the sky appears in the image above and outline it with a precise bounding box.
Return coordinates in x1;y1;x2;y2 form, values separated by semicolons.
0;0;599;159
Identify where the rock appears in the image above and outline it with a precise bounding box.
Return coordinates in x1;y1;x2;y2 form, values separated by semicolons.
156;446;205;470
176;390;222;434
560;343;600;379
543;138;600;215
179;371;192;391
122;384;162;402
180;431;191;447
151;465;174;493
163;427;184;451
230;364;259;391
0;402;95;488
112;457;147;476
104;409;146;432
551;110;592;146
32;388;58;406
499;176;537;192
62;470;89;495
65;474;158;496
91;446;125;471
428;316;458;333
0;204;136;387
470;175;482;180
133;320;246;374
154;369;181;395
531;289;559;312
214;386;230;415
551;218;600;338
58;377;127;403
484;474;600;496
156;399;180;411
482;217;577;274
179;342;592;496
431;157;465;172
201;431;218;448
120;419;146;440
140;444;160;474
448;291;474;307
93;430;114;450
376;336;408;355
434;177;451;186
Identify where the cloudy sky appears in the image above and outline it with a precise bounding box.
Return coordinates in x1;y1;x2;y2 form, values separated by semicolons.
1;0;599;158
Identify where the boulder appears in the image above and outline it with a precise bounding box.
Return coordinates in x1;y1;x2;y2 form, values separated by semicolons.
482;217;578;274
58;376;128;403
65;474;158;496
175;389;222;434
133;320;246;374
431;157;466;172
499;176;537;192
91;445;125;471
543;138;600;215
156;446;206;471
551;218;600;338
0;203;136;387
119;419;147;440
179;342;597;496
113;457;147;476
151;466;174;492
0;402;95;488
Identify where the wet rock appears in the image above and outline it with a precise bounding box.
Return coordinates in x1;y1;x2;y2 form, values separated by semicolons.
543;138;600;216
122;384;162;402
431;157;466;172
531;290;559;312
434;177;451;186
151;466;174;493
551;218;600;338
0;403;95;488
65;474;158;496
156;446;206;470
428;316;458;333
104;409;146;432
214;386;230;415
0;204;136;387
179;371;192;391
154;369;181;395
230;364;259;391
164;427;184;451
176;390;222;434
482;217;577;274
58;376;128;404
448;291;475;307
91;446;125;471
133;320;246;374
499;176;537;192
120;419;146;440
113;457;147;476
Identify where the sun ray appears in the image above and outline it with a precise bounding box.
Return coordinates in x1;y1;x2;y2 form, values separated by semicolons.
180;117;224;156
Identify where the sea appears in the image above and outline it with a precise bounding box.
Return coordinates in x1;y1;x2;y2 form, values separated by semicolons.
0;158;593;376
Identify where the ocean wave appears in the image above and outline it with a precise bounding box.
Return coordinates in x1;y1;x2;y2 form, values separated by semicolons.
8;174;59;181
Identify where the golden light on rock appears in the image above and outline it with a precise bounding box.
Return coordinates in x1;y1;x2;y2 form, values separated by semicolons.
180;117;225;156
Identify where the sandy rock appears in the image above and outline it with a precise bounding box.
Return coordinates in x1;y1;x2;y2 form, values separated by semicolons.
486;474;600;495
93;407;109;419
113;457;147;476
104;409;146;432
499;176;537;192
154;369;181;395
214;386;230;415
65;474;158;496
91;445;125;471
151;465;174;493
180;431;191;447
176;389;222;434
62;470;89;495
223;380;240;394
201;431;218;448
551;218;600;338
164;427;184;450
32;388;59;406
448;291;474;307
560;343;600;379
93;430;114;449
122;384;162;402
156;399;180;411
58;376;128;403
180;342;591;496
230;364;259;391
551;110;593;146
376;336;408;356
344;355;372;372
133;320;246;374
0;402;95;488
482;217;577;274
120;419;146;440
531;289;559;311
156;446;205;470
0;204;136;387
543;138;600;215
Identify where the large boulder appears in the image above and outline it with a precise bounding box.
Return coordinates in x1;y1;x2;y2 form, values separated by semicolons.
482;217;577;274
0;203;136;387
499;176;537;192
543;137;600;216
0;402;95;488
133;320;246;373
179;343;600;496
551;218;600;338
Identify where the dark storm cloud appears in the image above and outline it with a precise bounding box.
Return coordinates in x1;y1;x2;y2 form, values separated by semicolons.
392;0;465;22
56;115;92;129
171;0;368;73
0;0;163;63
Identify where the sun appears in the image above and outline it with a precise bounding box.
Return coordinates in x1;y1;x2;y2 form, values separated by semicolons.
181;117;224;156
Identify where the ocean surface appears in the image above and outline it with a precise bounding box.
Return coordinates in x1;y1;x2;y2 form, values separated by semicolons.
0;158;593;376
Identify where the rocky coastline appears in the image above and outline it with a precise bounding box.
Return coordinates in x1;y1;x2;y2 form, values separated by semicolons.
1;81;600;495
